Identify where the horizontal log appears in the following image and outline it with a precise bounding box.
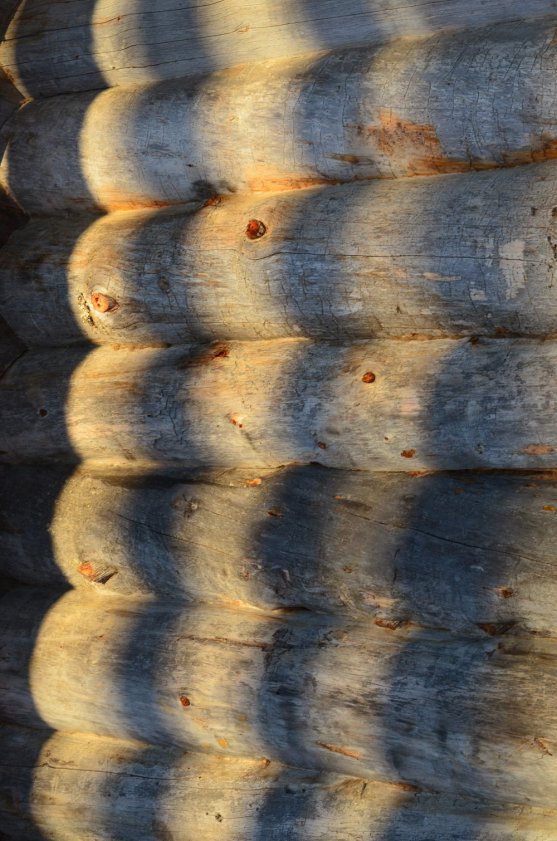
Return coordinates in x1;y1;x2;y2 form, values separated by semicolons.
2;589;557;806
2;726;556;841
3;162;557;346
2;464;557;634
4;20;557;215
2;1;556;99
3;339;557;470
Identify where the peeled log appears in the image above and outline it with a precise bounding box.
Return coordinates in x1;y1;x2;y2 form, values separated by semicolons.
3;339;557;470
4;20;557;215
3;1;556;99
2;163;557;346
3;727;554;841
2;464;557;634
2;588;557;806
3;726;557;841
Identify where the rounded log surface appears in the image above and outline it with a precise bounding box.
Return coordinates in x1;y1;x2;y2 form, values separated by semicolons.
2;589;557;806
4;20;557;214
3;724;557;841
1;464;557;634
2;726;554;841
2;339;557;470
2;1;556;98
2;162;557;345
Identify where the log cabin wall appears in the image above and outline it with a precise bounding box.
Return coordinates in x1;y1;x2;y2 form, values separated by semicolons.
2;2;557;839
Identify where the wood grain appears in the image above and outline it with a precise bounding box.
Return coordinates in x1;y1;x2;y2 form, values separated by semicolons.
2;588;557;806
2;464;557;634
2;724;557;841
2;161;557;346
2;0;556;98
2;338;557;470
4;725;556;841
4;19;557;215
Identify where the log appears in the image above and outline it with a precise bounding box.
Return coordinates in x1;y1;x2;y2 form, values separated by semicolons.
2;588;557;806
3;339;557;470
2;0;556;98
2;725;556;841
2;464;557;634
2;162;557;346
4;19;557;215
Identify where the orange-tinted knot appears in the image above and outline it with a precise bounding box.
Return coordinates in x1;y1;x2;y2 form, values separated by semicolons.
91;291;118;313
246;219;267;239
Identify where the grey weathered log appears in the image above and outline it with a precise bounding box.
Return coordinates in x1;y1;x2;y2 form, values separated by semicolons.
2;588;557;806
2;162;557;346
2;463;557;634
4;19;557;215
3;338;557;470
2;0;557;98
2;725;556;841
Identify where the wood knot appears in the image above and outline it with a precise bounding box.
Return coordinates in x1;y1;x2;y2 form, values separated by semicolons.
91;291;118;313
179;695;191;707
401;449;416;459
246;219;267;239
362;371;376;383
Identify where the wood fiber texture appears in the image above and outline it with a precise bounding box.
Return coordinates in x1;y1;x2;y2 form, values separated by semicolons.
3;725;555;841
2;161;557;346
3;19;557;215
2;0;556;98
1;464;556;635
2;338;557;470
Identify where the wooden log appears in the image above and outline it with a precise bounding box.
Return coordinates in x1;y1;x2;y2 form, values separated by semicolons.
3;162;557;346
2;464;557;635
2;0;556;98
2;588;557;806
3;339;557;470
2;725;556;841
4;19;557;215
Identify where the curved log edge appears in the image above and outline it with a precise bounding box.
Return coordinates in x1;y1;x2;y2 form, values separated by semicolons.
3;726;556;841
2;338;557;470
1;161;557;346
0;313;24;376
1;464;557;635
1;0;557;97
4;19;557;215
1;588;557;806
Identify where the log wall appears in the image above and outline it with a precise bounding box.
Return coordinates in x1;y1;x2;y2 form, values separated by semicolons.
3;3;557;841
2;588;557;806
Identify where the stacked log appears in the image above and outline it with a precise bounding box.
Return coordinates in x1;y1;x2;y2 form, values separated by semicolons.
3;4;557;840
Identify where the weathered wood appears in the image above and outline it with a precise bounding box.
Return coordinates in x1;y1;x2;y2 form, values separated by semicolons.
3;162;557;346
3;339;557;470
0;312;23;376
2;464;557;634
2;725;556;841
2;0;556;98
2;588;557;806
4;19;557;215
